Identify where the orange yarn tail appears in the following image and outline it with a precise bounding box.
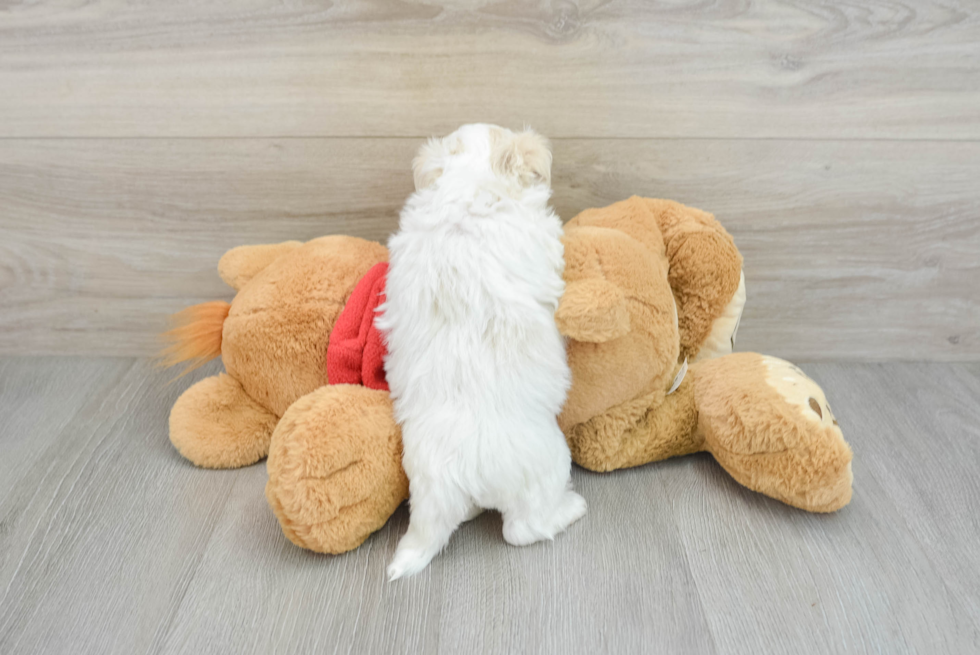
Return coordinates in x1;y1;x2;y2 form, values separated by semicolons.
158;301;231;377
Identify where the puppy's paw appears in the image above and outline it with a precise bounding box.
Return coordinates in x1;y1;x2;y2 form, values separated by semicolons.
503;491;587;546
556;491;588;531
387;547;435;581
502;518;547;547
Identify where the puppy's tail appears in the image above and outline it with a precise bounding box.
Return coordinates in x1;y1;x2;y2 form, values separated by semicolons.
157;300;231;377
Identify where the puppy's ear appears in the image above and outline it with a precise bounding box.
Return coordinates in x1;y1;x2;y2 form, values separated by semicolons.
413;138;444;191
491;129;552;188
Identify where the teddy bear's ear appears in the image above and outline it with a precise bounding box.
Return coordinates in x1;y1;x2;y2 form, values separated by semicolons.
413;137;445;191
491;128;552;188
555;279;631;343
218;241;303;291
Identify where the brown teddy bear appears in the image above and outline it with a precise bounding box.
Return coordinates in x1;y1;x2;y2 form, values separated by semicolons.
163;196;853;554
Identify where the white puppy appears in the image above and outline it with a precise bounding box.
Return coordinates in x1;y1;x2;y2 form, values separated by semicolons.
378;124;586;580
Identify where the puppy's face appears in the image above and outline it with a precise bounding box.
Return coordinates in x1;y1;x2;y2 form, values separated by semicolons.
413;124;552;194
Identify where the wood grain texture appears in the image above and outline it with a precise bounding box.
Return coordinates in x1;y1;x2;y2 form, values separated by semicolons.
0;360;242;655
1;1;979;139
2;138;977;359
1;358;978;654
669;361;980;654
0;357;132;498
806;362;980;633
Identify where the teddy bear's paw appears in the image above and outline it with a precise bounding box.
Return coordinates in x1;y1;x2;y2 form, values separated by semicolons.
761;356;840;430
169;373;279;469
265;384;408;554
757;356;853;511
695;353;853;513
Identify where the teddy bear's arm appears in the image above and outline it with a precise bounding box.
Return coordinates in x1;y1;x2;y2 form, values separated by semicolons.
642;199;744;362
218;241;304;290
555;278;630;343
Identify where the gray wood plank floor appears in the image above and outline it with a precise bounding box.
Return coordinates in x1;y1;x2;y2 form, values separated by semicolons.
0;358;977;654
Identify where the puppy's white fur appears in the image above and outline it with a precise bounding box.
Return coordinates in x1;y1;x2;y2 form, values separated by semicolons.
378;124;586;580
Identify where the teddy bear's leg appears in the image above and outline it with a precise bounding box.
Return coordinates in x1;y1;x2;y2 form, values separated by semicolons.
694;353;853;512
566;373;704;473
169;373;280;469
265;384;408;554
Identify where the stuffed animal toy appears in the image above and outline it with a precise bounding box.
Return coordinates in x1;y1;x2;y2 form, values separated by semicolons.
163;196;853;555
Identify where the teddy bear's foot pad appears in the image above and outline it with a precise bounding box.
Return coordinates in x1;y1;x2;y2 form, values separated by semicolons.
266;384;409;554
169;373;279;469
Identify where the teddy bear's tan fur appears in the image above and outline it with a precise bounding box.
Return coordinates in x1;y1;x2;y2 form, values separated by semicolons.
165;197;853;554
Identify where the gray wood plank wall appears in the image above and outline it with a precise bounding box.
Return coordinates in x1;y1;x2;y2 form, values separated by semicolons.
1;1;978;360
